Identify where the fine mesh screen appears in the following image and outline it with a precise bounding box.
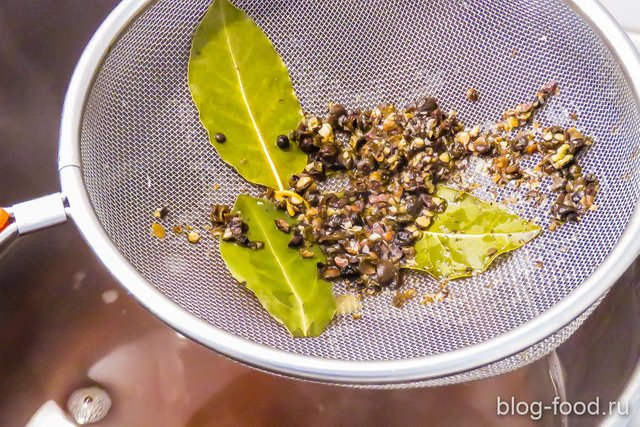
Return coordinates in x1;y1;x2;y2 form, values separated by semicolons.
80;0;640;380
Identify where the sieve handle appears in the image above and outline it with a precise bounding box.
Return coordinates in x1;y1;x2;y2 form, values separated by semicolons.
0;193;68;255
0;221;18;256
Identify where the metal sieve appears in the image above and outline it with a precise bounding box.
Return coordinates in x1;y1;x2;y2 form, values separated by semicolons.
2;0;640;387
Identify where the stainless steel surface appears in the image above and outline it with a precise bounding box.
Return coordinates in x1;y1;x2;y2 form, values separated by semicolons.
599;0;640;33
56;0;640;384
0;223;18;258
1;1;640;424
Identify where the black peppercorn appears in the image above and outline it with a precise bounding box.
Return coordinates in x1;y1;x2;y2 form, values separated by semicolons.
556;205;578;222
299;134;318;154
513;135;528;151
235;235;250;247
376;261;398;287
404;195;423;216
419;97;438;113
305;161;325;180
276;134;290;149
340;264;360;279
318;143;338;162
327;104;347;130
288;231;304;248
394;230;416;246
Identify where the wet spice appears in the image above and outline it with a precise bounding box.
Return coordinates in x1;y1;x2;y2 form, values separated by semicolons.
211;204;231;223
154;206;169;219
187;231;200;244
299;248;315;258
288;231;304;248
392;288;417;308
264;82;598;296
163;82;598;307
211;210;265;250
152;222;166;239
421;281;450;305
274;218;291;233
276;134;290;149
466;88;479;102
251;241;265;250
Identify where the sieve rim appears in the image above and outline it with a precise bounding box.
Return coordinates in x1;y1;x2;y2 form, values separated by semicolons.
58;0;640;384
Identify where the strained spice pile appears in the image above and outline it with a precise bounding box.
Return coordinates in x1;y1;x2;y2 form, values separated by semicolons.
210;82;598;296
156;0;603;337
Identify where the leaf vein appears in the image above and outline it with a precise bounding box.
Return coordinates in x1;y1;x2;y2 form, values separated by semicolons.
249;204;310;334
220;1;284;190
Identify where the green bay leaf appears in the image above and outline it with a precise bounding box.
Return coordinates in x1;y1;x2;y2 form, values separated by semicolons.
220;195;336;337
189;0;306;190
408;186;541;280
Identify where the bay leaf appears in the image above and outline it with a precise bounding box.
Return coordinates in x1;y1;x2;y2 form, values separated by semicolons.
408;187;541;280
189;0;306;190
219;195;336;337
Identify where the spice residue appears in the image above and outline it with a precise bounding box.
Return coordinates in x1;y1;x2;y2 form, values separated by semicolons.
151;222;166;239
466;88;480;102
245;82;599;296
161;83;600;307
